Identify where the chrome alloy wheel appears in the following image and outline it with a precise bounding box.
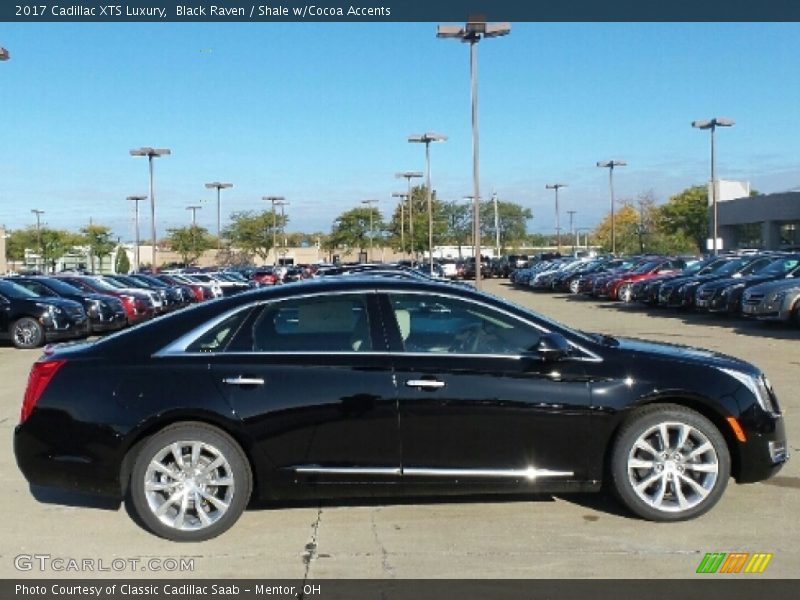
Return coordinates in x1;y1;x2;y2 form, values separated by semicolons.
627;421;719;513
619;284;633;303
14;320;41;346
144;441;235;531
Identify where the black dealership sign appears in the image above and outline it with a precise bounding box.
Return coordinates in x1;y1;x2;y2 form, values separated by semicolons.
4;1;800;22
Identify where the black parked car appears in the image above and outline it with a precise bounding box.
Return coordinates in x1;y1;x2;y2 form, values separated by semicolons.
0;280;88;349
9;276;127;335
14;278;786;541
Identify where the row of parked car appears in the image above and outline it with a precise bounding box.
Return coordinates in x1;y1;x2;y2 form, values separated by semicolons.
0;270;258;349
510;252;800;327
1;261;461;349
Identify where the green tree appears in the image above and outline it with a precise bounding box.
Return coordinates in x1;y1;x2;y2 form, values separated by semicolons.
329;206;385;254
166;226;214;266
439;201;472;257
80;224;116;273
480;199;533;251
385;185;447;257
592;202;643;255
5;228;39;262
114;247;131;274
224;210;288;262
41;229;83;272
658;185;708;253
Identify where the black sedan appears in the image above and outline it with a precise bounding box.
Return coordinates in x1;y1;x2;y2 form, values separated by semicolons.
10;276;127;334
0;280;88;349
14;278;786;541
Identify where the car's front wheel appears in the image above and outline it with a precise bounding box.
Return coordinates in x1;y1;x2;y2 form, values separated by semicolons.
129;422;252;541
12;317;45;349
610;404;730;521
619;284;634;303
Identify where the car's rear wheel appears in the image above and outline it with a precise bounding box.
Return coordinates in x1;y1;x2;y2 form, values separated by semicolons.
12;317;45;349
569;280;580;294
610;404;730;521
129;422;252;542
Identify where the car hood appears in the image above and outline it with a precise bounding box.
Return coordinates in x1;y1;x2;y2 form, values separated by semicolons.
609;335;757;375
747;277;800;294
16;297;83;311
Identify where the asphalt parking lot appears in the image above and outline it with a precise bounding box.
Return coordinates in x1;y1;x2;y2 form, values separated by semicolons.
2;279;798;579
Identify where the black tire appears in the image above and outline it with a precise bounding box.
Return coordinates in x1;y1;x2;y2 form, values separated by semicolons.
610;404;730;522
12;317;45;349
128;422;252;542
793;300;800;328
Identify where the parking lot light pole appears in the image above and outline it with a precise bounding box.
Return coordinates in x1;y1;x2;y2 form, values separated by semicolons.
492;191;500;257
130;147;170;271
186;205;202;261
596;160;626;255
205;182;233;253
31;209;44;269
546;184;567;254
408;134;447;273
361;199;379;262
567;210;577;253
263;196;286;267
126;195;147;272
395;171;423;262
438;19;510;289
692;117;734;256
391;192;409;256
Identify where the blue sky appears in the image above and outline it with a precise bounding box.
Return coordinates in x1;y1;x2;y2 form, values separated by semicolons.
2;22;800;241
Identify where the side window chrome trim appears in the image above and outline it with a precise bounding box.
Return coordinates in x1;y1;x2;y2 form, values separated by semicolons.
383;289;603;363
153;289;376;357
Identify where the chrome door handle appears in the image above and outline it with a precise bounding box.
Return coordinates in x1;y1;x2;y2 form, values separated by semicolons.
405;379;446;389
222;377;265;386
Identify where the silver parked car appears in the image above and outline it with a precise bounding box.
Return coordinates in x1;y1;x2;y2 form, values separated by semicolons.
741;277;800;325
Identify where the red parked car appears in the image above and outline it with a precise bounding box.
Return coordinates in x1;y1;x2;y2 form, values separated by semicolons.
57;276;155;325
251;268;279;286
606;258;686;302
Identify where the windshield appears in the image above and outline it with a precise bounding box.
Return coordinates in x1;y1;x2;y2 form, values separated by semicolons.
714;258;747;276
631;261;660;274
0;281;41;299
758;257;800;276
38;278;82;295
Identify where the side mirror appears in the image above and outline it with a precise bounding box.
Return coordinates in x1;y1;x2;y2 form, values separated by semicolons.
535;333;571;361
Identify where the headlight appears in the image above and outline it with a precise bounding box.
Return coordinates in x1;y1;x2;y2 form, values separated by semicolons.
772;290;787;304
36;303;61;315
719;368;780;416
677;284;687;293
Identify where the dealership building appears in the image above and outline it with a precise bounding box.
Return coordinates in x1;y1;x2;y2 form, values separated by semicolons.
718;189;800;251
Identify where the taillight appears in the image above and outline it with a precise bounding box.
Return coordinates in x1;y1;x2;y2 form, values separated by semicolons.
21;360;66;424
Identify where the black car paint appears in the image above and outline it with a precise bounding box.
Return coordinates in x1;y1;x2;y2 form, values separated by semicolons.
14;279;785;504
0;281;88;344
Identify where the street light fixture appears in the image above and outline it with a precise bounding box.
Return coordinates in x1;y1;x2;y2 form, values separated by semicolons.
692;117;735;255
546;183;567;254
130;147;170;271
205;181;233;253
263;196;286;267
126;194;147;272
395;171;423;262
408;133;447;273
361;199;379;262
391;192;409;256
596;160;626;255
0;47;9;61
438;18;510;289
